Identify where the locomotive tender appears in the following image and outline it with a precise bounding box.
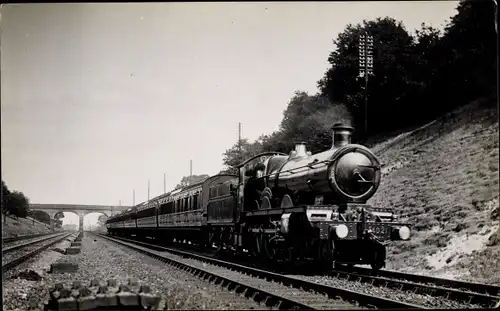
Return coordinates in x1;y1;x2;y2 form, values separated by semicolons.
106;124;411;270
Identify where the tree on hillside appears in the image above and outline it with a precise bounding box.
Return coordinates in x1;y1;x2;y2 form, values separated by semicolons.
317;17;416;136
1;180;30;219
270;92;352;153
431;0;497;110
54;212;64;228
97;214;108;227
221;138;264;174
175;174;210;189
218;1;497;174
2;180;11;222
220;93;352;172
29;210;51;225
8;191;29;218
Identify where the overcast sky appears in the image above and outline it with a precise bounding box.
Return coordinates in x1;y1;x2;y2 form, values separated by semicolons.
1;1;459;223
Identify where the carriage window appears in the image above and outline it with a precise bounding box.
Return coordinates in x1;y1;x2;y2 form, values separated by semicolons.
192;194;198;210
161;202;172;214
219;184;229;196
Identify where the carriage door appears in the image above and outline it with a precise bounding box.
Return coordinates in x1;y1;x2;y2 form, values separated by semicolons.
238;167;246;214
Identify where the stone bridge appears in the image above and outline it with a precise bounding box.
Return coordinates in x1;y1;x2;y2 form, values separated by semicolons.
29;204;131;231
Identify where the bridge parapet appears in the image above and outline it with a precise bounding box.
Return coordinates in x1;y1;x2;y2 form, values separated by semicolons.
29;204;133;232
29;204;132;211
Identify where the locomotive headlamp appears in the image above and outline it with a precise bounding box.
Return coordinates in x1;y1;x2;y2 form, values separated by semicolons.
335;224;349;239
398;226;410;240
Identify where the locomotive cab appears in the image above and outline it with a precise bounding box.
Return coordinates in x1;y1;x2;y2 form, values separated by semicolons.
237;152;288;212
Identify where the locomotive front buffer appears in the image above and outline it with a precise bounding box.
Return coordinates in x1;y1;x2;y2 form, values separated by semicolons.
279;204;411;270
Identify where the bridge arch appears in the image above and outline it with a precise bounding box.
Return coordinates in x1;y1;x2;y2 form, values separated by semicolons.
28;204;131;231
83;212;109;231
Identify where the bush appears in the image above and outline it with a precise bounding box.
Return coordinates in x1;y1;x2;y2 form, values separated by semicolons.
2;180;30;219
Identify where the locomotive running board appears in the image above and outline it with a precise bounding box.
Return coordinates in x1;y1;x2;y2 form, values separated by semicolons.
244;206;307;217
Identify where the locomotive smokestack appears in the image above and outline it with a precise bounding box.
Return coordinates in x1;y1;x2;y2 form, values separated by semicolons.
294;142;307;157
332;123;354;148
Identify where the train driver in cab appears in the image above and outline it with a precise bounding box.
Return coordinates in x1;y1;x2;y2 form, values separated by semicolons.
244;162;266;211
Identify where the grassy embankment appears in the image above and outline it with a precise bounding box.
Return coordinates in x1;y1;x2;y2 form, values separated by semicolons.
1;214;53;238
368;97;499;285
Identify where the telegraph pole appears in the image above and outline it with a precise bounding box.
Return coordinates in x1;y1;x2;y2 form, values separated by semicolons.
238;122;242;153
494;0;498;118
147;179;150;201
164;173;166;194
190;160;193;178
358;33;374;138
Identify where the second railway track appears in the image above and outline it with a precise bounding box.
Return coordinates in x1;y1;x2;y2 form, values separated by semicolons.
2;232;69;253
2;232;57;244
2;232;74;273
346;266;500;297
327;267;500;308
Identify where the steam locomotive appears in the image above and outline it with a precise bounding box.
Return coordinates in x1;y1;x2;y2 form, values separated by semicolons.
106;124;411;271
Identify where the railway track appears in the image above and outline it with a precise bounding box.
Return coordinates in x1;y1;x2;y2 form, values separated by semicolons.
96;233;425;309
2;232;58;244
329;267;500;308
2;232;69;253
313;270;500;309
2;232;73;273
348;266;500;297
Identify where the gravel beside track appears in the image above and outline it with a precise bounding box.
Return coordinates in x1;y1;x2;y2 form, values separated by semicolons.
2;235;76;311
2;232;275;311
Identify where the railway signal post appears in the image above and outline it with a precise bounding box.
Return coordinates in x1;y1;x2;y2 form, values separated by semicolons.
358;33;374;138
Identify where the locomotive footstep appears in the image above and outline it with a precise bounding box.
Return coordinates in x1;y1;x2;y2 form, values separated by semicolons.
45;279;162;310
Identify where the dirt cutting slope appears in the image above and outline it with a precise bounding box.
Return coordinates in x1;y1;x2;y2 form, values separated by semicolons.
369;97;499;285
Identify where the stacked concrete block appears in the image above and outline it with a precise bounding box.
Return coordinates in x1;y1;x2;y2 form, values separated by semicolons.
65;247;81;255
45;279;161;310
49;262;79;274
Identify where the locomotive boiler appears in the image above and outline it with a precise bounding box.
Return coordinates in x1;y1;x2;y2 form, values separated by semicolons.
238;124;411;270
